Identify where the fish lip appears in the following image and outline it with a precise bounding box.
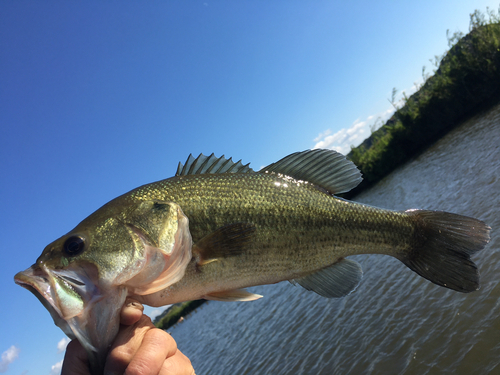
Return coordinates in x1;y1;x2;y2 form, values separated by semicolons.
14;266;59;312
14;266;75;338
17;263;127;366
15;263;101;318
14;271;50;303
15;263;109;353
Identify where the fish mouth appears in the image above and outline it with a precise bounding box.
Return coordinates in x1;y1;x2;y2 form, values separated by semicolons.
15;262;128;371
14;263;105;350
15;265;76;339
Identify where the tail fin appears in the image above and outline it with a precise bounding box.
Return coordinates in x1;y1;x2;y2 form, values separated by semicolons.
400;210;490;293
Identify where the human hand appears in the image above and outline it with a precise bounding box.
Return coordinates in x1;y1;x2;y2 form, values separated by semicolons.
61;298;194;375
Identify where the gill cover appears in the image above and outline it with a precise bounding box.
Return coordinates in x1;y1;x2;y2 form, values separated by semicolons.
118;201;192;294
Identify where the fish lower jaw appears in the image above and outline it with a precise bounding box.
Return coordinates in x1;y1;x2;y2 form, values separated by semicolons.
15;271;59;313
16;277;76;336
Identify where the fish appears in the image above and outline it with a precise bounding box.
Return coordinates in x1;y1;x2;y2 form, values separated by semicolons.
14;149;490;374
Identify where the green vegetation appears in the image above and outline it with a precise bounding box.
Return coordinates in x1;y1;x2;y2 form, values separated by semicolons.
345;7;500;198
154;299;206;330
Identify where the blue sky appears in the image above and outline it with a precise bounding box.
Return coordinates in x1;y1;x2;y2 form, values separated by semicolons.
1;1;499;374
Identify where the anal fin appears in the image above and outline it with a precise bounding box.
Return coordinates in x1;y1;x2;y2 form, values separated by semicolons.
291;258;363;298
204;289;263;302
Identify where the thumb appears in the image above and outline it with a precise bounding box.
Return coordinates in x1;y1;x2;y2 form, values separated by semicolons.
120;298;145;326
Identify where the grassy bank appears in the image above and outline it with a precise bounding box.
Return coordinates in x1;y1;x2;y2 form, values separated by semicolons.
154;299;206;330
345;9;500;198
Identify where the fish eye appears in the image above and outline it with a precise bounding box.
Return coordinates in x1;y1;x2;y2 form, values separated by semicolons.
63;236;86;256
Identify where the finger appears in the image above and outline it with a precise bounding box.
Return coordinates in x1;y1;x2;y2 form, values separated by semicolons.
61;340;90;375
104;315;154;374
126;328;178;375
120;298;144;326
161;349;195;375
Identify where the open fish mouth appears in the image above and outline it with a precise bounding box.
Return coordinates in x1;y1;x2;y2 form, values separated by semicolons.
15;262;129;370
14;265;76;339
14;263;109;351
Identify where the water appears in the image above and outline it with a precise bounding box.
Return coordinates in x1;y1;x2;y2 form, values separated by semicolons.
170;103;500;374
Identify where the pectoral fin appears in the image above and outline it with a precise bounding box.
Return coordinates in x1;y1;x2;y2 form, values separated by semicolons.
193;223;256;266
291;258;363;298
204;289;263;301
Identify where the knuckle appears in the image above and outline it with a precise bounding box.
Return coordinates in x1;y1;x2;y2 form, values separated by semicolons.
147;328;176;351
108;344;136;368
137;314;154;327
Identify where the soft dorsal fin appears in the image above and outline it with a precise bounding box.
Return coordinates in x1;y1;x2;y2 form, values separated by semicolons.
259;149;362;195
176;153;254;176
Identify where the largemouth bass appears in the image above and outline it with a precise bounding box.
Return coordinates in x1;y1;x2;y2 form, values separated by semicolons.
14;149;490;374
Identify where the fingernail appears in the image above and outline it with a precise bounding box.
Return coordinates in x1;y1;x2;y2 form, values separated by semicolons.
130;301;142;307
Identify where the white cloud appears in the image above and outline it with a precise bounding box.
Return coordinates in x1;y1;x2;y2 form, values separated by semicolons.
50;360;63;375
313;129;331;142
313;100;405;155
57;337;71;353
313;116;374;155
0;345;20;373
149;305;171;320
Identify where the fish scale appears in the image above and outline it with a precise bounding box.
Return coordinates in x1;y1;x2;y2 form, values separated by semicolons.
128;172;419;306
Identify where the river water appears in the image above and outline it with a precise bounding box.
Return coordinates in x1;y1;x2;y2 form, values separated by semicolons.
170;103;500;374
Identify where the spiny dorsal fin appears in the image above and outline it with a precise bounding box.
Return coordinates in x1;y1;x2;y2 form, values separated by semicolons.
193;223;256;266
259;149;362;195
176;153;254;176
291;258;363;298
